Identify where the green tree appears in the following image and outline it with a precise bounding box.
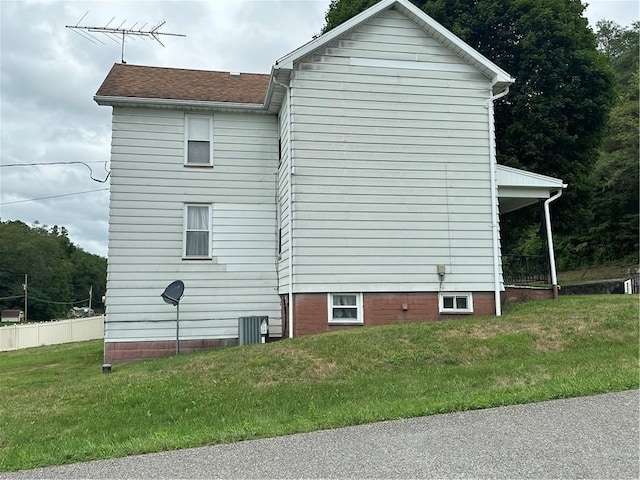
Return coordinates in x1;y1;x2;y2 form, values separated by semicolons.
587;21;639;264
322;0;381;34
0;221;106;321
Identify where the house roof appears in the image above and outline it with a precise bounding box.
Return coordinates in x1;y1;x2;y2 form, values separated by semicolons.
273;0;514;91
96;0;515;110
95;63;270;107
497;165;567;214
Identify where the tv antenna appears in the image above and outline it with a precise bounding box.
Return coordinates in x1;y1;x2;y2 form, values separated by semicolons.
66;12;186;63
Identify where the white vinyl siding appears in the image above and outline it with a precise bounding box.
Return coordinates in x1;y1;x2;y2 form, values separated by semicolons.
106;108;282;342
277;94;291;293
185;114;213;166
288;8;496;294
183;204;211;258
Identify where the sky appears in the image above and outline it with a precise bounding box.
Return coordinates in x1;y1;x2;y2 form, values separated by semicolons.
0;0;637;258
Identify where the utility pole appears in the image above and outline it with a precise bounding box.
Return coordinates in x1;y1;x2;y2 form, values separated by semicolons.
89;285;93;311
22;274;27;323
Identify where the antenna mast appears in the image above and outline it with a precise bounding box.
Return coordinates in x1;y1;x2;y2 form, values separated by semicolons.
66;13;186;63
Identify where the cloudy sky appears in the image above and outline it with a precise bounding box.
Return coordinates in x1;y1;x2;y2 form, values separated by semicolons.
0;0;637;258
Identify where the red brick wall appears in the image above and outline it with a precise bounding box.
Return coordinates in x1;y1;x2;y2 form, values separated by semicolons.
293;291;496;337
105;338;238;364
292;293;328;336
501;286;555;308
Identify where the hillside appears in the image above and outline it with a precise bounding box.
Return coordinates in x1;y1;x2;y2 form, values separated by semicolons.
0;294;637;471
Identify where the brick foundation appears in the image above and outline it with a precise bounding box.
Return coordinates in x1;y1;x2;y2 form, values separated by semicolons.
104;338;238;364
293;291;496;337
501;286;555;308
104;289;543;362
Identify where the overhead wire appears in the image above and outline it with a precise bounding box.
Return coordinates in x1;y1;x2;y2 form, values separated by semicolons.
0;160;111;183
0;188;109;206
0;294;91;305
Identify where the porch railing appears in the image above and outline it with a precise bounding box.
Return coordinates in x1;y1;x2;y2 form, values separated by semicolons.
502;255;550;285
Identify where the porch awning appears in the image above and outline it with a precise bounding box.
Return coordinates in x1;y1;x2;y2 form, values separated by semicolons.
497;165;567;214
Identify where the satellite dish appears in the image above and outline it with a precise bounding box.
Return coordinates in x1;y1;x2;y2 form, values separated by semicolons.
161;280;184;306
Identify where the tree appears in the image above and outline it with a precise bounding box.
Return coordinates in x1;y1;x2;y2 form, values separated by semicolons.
0;221;106;321
322;0;380;34
587;21;639;264
322;0;617;268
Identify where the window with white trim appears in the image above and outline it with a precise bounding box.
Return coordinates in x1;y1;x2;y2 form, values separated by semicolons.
328;293;363;323
439;293;473;314
185;114;213;166
183;204;211;258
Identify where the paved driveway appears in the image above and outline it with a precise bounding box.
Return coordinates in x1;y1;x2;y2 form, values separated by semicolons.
3;390;638;479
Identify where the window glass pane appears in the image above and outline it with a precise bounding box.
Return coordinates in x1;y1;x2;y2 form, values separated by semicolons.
188;116;210;140
186;231;208;256
333;295;356;306
443;296;454;309
188;141;210;164
187;206;208;230
333;308;357;319
456;297;468;309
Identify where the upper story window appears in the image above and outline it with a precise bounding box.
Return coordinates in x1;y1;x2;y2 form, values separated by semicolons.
185;114;213;166
184;204;211;259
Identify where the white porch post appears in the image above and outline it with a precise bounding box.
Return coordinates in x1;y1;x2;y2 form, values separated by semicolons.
543;189;565;297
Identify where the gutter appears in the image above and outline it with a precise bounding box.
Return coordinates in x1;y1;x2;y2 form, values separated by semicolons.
271;72;294;339
487;83;510;317
93;95;265;111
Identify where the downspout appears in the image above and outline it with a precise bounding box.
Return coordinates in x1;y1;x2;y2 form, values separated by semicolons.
487;83;509;317
272;74;294;338
544;188;566;298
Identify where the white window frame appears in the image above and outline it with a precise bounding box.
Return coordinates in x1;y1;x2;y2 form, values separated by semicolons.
183;204;212;259
328;293;363;324
184;114;214;166
438;292;474;314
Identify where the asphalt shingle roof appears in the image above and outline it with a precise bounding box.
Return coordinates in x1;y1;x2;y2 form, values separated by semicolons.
95;63;270;104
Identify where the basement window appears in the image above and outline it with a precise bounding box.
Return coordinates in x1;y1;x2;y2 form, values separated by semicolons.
328;293;363;324
439;293;473;314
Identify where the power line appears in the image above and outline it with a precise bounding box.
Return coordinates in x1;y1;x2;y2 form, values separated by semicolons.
30;296;91;306
0;294;24;301
1;161;110;183
0;294;91;305
0;188;109;206
1;161;107;166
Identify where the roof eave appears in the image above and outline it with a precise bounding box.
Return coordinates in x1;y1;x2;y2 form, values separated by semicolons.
274;0;515;86
394;0;514;85
274;0;395;70
496;164;567;190
94;95;265;111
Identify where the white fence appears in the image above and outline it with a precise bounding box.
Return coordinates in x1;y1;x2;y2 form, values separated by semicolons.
0;316;104;352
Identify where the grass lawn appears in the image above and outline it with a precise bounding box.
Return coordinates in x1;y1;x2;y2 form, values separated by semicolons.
0;295;638;472
558;262;637;284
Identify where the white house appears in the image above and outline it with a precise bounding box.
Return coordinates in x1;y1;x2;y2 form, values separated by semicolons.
95;0;566;363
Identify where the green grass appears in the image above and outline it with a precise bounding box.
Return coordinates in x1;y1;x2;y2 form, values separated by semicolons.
1;295;638;472
558;263;637;284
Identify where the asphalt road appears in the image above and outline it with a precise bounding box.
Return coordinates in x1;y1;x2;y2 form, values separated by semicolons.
3;390;638;479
